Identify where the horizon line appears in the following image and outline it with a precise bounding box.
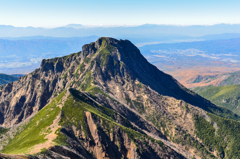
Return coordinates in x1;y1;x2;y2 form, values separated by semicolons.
1;23;240;29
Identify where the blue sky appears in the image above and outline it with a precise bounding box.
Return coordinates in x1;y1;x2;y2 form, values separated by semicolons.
0;0;240;27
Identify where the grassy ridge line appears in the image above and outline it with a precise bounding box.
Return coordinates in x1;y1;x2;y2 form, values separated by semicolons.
54;88;165;149
2;87;164;155
1;91;66;154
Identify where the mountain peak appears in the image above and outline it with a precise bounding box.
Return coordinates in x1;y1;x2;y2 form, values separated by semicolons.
64;24;84;29
1;37;240;158
81;37;141;65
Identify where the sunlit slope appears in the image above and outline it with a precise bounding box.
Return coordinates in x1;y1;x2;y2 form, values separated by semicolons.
194;84;240;115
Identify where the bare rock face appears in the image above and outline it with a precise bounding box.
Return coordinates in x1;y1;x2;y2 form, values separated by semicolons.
1;37;240;158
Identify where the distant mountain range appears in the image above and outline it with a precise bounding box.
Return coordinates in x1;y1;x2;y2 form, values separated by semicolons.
10;74;25;78
1;23;240;75
1;24;240;37
1;33;240;74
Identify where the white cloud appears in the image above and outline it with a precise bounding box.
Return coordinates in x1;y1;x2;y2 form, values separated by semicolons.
153;55;167;58
0;62;32;68
30;58;42;63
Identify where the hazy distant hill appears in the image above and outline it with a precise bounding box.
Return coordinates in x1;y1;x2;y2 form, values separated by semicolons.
10;74;26;78
1;24;240;37
192;70;240;86
192;71;240;115
0;73;18;85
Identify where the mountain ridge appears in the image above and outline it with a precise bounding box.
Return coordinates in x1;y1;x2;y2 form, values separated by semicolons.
1;24;240;38
1;37;240;158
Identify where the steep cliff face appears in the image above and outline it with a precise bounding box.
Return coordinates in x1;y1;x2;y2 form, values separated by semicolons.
1;37;240;158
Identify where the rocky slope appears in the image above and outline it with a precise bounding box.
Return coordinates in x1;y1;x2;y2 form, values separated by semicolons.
1;37;240;158
0;89;184;159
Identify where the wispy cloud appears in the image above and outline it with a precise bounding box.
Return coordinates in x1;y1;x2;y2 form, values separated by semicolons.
30;58;42;63
0;62;32;68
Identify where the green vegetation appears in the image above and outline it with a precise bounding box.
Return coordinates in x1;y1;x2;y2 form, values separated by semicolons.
56;89;165;150
192;75;218;84
80;71;92;91
194;85;239;100
218;71;240;86
0;127;9;136
73;63;85;80
58;95;88;136
148;110;214;158
132;100;145;114
120;61;124;68
63;53;75;60
99;44;115;66
1;91;66;154
194;116;219;151
53;128;68;146
71;89;165;146
174;128;214;158
194;113;240;158
125;98;131;104
54;88;120;143
136;83;142;89
68;89;117;123
97;37;107;51
61;72;67;80
61;69;70;80
83;57;91;63
125;97;133;108
79;63;85;73
87;86;119;103
63;52;80;62
194;84;240;115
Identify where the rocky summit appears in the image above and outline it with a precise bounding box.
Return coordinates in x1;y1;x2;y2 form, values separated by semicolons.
0;37;240;158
